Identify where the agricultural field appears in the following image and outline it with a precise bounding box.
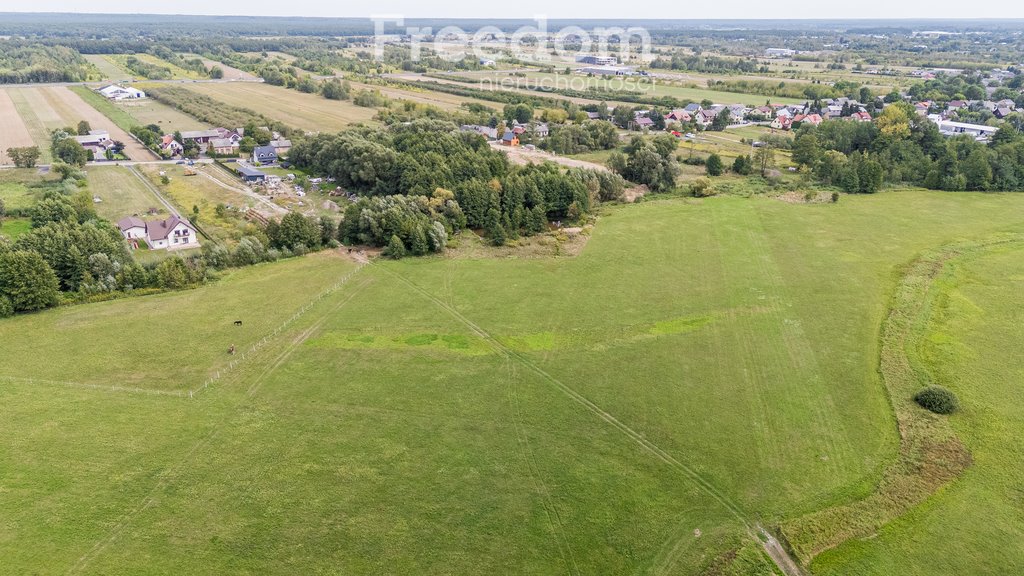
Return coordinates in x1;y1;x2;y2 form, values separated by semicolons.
70;85;205;136
181;82;378;132
2;189;1024;574
0;89;35;165
2;86;158;161
83;54;135;82
443;69;805;106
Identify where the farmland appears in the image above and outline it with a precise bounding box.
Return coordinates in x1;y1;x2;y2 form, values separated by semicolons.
0;89;35;165
83;54;135;82
181;82;378;132
70;85;204;134
2;189;1024;574
1;86;158;161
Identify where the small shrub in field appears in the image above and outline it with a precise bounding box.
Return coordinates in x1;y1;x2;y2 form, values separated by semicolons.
914;386;959;414
690;178;714;197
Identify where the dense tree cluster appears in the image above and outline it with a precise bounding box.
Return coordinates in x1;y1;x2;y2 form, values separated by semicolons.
291;120;614;247
0;43;92;83
793;103;1024;192
540;122;619;155
609;134;681;191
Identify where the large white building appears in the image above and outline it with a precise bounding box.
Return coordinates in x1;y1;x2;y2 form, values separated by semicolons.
98;84;146;100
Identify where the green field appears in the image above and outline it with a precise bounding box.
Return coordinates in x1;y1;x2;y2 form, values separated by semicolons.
83;54;135;81
86;165;169;221
0;217;31;239
812;241;1024;575
2;190;1024;574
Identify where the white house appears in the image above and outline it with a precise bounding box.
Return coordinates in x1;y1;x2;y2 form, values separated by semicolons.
116;216;147;240
98;84;145;100
118;215;199;250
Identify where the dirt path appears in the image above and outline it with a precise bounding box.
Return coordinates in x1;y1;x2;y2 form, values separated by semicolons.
43;86;158;161
0;90;35;164
197;166;287;217
489;142;609;172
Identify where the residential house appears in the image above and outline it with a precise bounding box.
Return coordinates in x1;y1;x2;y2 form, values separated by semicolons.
791;113;823;127
629;116;654;130
500;131;519;146
460;124;498;139
160;135;184;156
995;107;1014;119
585;111;602;120
270;139;292;155
850;111;873;122
727;104;748;122
98;84;145;100
252;145;278;165
144;215;199;250
695;109;719;128
683;103;703;115
73;130;114;159
116;216;147;241
770;115;792;130
209;138;240;156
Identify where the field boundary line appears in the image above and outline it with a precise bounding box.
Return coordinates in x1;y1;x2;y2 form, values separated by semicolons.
373;261;749;522
0;375;185;398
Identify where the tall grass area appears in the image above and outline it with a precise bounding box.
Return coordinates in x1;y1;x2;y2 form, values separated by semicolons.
812;241;1024;575
1;191;1024;574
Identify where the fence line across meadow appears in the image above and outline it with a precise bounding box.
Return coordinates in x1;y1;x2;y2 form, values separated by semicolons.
186;262;366;399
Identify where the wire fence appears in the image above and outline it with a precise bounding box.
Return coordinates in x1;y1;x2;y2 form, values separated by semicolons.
185;262;366;399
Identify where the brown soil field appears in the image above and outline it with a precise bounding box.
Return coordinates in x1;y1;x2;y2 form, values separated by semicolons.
0;90;36;165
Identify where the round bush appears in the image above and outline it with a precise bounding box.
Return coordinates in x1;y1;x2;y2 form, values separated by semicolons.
914;386;959;414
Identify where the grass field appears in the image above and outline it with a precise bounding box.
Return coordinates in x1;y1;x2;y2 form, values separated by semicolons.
86;165;169;221
0;217;31;239
812;241;1024;575
0;168;61;211
2;190;1024;574
136;163;262;243
83;54;135;82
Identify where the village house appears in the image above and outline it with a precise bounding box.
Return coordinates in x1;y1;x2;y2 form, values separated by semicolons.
117;215;199;250
159;135;184;156
179;129;222;152
665;109;692;125
209;138;240;156
500;131;519;146
630;115;654;131
252;145;278;165
73;130;115;159
460;124;498;139
270;139;292;155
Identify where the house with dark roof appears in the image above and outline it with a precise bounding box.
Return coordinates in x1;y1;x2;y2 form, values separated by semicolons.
252;146;278;165
500;131;519;146
144;215;198;250
117;215;198;250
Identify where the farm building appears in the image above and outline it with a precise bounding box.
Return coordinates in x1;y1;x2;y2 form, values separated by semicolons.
577;55;617;65
98;84;145;100
210;138;240;156
236;163;268;183
578;65;635;76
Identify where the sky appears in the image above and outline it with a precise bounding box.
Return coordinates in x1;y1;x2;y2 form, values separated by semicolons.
5;1;1024;19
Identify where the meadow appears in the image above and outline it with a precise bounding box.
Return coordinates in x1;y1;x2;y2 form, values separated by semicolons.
85;165;169;221
1;190;1024;574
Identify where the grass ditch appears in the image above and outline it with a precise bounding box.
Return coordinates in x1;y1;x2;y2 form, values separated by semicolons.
777;233;1024;565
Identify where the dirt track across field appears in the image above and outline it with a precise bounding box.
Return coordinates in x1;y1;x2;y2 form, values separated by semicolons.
0;90;35;164
40;86;158;161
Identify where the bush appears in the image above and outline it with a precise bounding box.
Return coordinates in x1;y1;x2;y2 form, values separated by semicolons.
0;295;13;318
914;386;959;414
